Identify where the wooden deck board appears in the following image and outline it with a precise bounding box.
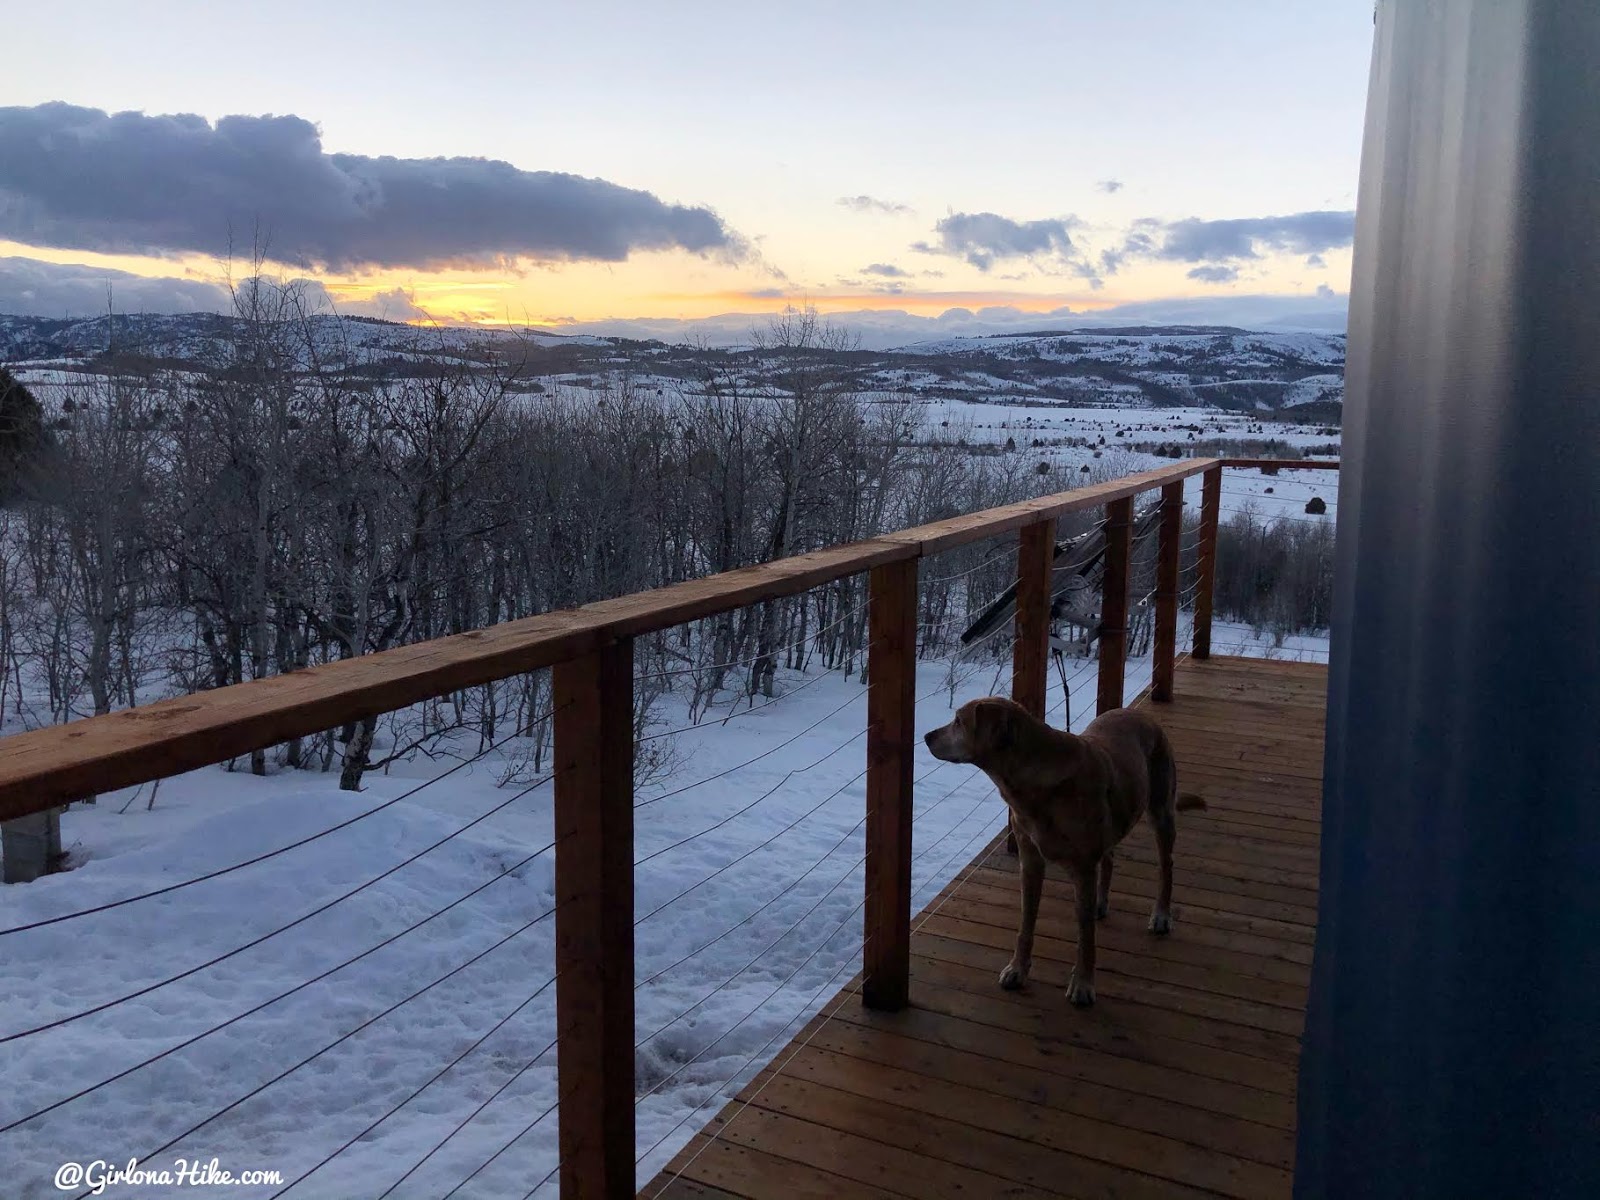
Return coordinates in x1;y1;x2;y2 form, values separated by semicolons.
645;656;1324;1199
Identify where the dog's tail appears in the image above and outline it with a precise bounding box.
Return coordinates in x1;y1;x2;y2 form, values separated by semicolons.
1176;792;1208;812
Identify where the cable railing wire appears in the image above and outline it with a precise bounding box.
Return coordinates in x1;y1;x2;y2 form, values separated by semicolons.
266;970;564;1197
0;701;563;939
441;1086;565;1200
634;757;869;920
634;681;869;810
633;894;872;1169
635;752;983;1053
373;1033;560;1200
647;960;864;1193
656;757;1030;1185
60;892;565;1200
637;660;844;744
634;814;868;1078
634;708;874;871
0;761;564;1047
633;597;868;684
2;786;561;1132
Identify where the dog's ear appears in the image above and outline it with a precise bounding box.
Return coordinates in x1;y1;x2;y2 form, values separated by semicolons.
970;698;1014;756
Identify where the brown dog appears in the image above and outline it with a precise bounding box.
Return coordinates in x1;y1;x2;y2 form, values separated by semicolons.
923;697;1205;1007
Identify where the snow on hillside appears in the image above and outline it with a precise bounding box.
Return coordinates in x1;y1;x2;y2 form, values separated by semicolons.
901;326;1346;367
899;327;1346;410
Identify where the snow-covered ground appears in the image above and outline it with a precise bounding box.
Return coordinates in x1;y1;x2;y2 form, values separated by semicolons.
910;398;1339;529
2;630;1193;1199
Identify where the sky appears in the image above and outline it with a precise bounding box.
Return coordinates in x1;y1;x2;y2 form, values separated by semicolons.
0;1;1376;336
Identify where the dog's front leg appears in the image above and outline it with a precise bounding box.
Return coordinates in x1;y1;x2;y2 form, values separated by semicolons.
999;831;1044;990
1066;862;1098;1007
1096;849;1114;919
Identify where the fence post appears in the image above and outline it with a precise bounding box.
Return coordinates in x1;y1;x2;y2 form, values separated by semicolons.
1009;518;1057;851
864;558;917;1011
1013;518;1057;719
1192;464;1223;660
553;638;634;1199
1151;480;1185;702
1097;497;1134;713
1;808;62;884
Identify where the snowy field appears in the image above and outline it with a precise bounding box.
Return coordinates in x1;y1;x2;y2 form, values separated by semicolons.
911;397;1340;530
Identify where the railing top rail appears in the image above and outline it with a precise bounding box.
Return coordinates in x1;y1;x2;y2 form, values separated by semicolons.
882;460;1218;555
1220;457;1341;470
0;456;1228;819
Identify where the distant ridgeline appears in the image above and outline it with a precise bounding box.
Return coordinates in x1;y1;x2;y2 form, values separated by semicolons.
0;311;1344;417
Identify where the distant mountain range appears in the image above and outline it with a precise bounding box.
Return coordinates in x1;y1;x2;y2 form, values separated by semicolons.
1;311;1345;414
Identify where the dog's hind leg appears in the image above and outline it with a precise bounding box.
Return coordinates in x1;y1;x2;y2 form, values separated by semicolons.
1147;736;1178;935
1095;849;1114;919
999;831;1044;991
1147;806;1176;934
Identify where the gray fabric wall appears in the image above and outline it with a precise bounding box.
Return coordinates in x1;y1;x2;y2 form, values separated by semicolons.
1298;2;1600;1195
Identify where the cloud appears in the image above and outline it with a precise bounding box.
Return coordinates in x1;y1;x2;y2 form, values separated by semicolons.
921;211;1082;272
837;195;913;216
1097;180;1124;193
0;103;738;271
334;287;430;321
0;254;230;317
0;254;440;321
861;263;910;278
1316;283;1337;299
1154;211;1355;263
1305;253;1327;268
1187;265;1241;284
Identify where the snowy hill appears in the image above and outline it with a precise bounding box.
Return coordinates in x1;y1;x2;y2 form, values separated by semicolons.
896;326;1347;411
1;312;1344;415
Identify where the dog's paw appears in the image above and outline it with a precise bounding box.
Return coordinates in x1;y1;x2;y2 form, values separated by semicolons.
1095;899;1110;920
1147;909;1172;935
1065;971;1096;1008
998;962;1028;991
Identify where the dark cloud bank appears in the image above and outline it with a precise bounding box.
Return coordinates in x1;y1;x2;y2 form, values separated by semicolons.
0;255;428;320
911;208;1353;287
0;103;736;270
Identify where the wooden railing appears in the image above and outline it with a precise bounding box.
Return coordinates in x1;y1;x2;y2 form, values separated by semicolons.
0;454;1337;1196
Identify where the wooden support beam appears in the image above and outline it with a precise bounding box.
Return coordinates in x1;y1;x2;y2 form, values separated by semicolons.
1007;517;1057;854
1192;465;1223;661
863;559;918;1011
1219;457;1341;472
1097;497;1134;714
1151;481;1185;702
1012;518;1057;720
553;638;635;1199
881;459;1217;556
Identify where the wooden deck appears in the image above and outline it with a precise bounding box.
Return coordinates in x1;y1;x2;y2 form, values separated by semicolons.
644;656;1325;1200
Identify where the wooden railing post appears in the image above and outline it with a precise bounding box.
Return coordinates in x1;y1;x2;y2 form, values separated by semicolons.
553;638;634;1199
1;807;62;883
1151;480;1185;702
1007;518;1058;852
864;559;917;1011
1012;519;1057;719
1097;497;1133;713
1192;465;1222;660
